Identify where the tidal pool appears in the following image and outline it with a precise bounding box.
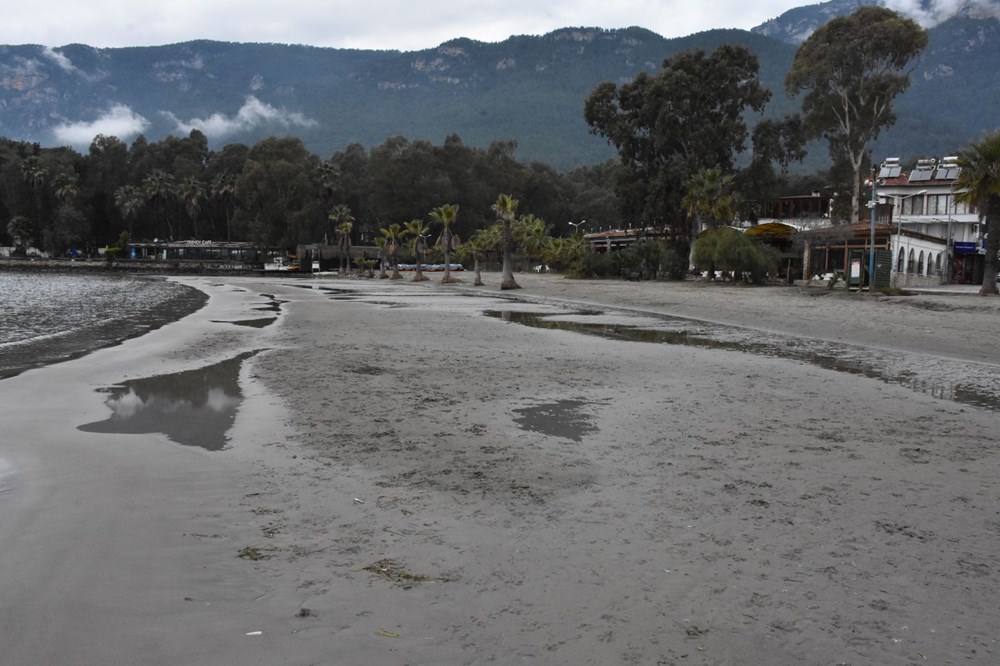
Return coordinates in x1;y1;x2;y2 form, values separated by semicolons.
78;351;259;450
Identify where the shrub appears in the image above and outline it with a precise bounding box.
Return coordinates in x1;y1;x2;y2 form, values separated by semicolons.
693;227;780;284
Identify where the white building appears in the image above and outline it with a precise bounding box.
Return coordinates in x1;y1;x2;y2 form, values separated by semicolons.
876;157;983;287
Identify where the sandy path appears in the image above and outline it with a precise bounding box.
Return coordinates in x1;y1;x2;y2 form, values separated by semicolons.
2;273;998;665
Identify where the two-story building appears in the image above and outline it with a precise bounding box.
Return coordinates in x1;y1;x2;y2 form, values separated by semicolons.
877;157;982;286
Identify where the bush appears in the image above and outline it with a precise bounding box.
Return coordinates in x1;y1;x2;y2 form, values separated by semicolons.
580;240;690;280
581;249;616;278
693;227;780;284
659;245;689;280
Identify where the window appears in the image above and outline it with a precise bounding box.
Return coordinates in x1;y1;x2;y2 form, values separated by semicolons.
897;248;905;272
903;195;924;216
907;249;915;273
918;251;925;275
928;195;940;216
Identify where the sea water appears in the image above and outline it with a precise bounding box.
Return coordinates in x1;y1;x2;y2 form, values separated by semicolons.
0;271;207;379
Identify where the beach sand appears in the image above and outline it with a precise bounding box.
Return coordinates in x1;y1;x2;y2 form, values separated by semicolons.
1;273;998;665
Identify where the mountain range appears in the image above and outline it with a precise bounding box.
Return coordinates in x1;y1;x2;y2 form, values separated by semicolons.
1;0;998;170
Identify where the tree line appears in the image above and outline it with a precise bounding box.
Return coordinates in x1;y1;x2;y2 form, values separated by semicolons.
0;130;622;258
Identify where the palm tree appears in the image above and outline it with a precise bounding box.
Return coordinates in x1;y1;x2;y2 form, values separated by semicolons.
492;193;521;290
6;216;33;255
461;225;500;286
374;236;389;278
429;203;460;283
683;168;736;232
114;185;145;238
541;235;589;275
514;213;548;267
51;171;83;252
336;221;353;274
379;223;406;279
178;176;204;239
683;168;736;274
357;257;376;278
19;158;48;244
210;173;238;241
328;204;355;273
955;131;1000;296
143;170;177;240
52;172;79;204
404;218;431;282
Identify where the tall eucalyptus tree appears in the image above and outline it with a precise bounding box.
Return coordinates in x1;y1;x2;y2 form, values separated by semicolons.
785;7;927;223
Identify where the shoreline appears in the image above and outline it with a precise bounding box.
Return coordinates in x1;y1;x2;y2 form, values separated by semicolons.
1;272;999;664
0;257;263;275
0;273;209;379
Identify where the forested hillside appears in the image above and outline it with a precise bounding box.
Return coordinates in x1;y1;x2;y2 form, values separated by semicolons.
2;15;998;170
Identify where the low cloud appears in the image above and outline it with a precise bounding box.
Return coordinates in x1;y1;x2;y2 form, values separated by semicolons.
165;96;318;139
51;104;150;146
886;0;1000;27
40;46;77;73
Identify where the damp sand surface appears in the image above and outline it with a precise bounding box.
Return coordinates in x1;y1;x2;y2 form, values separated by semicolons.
1;273;999;665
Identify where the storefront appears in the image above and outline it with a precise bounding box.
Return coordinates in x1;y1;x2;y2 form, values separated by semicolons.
802;222;894;287
952;240;985;284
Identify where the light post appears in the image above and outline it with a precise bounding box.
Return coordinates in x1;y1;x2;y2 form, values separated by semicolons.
568;220;587;234
865;168;881;290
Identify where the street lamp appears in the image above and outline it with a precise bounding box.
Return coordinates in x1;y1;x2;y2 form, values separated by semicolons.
865;168;883;290
568;219;587;233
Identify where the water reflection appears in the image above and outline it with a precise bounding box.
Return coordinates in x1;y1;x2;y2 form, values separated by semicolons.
78;351;259;450
213;317;276;328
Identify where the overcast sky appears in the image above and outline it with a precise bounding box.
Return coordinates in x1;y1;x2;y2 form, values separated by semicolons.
3;1;985;51
3;0;819;50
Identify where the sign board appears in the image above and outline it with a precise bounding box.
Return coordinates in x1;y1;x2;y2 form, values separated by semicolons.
954;241;979;255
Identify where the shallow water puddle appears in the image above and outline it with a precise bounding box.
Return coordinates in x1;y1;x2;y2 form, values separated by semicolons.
513;399;598;442
78;351;259;450
213;317;277;328
253;294;286;312
487;310;1000;412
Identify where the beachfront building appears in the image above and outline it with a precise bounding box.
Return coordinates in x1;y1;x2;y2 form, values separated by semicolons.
582;227;674;253
125;240;266;269
797;157;986;288
579;166;984;289
876;157;983;287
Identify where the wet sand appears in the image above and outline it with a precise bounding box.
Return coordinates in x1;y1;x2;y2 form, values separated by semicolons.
1;273;999;665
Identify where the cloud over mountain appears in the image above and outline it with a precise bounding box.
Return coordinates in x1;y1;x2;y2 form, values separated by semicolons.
163;96;318;140
51;104;150;145
887;0;1000;27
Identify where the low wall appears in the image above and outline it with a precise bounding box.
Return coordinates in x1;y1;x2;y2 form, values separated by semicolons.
892;273;944;289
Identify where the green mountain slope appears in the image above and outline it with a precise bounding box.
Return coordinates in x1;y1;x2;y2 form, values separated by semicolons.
0;17;996;170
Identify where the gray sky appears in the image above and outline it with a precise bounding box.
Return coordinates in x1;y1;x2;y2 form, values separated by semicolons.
4;1;988;51
4;0;812;50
